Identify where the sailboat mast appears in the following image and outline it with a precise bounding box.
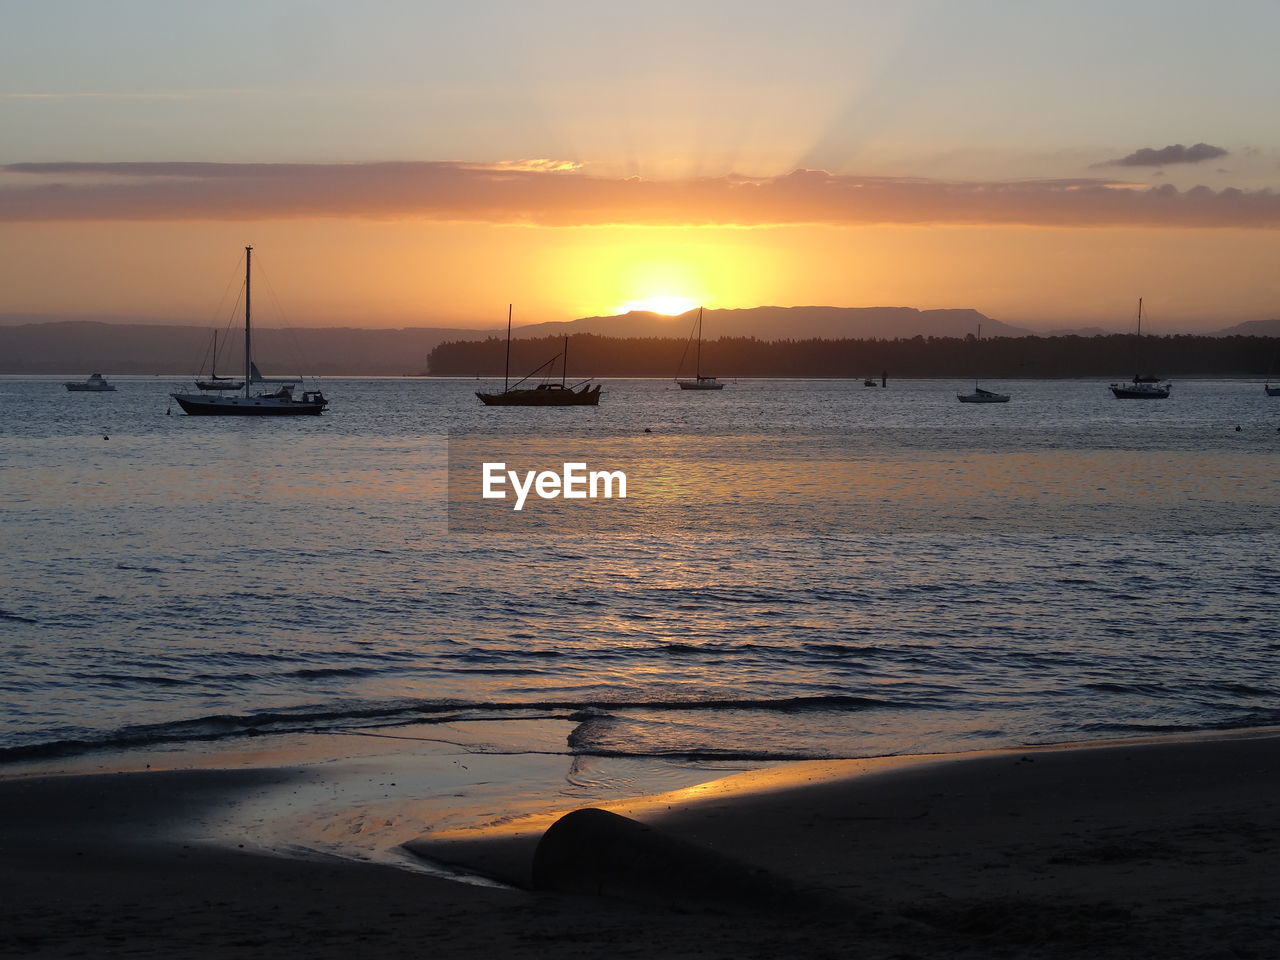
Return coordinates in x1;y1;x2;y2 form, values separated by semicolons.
696;307;702;379
504;304;512;392
1134;297;1143;378
975;324;982;388
562;335;568;387
244;246;252;398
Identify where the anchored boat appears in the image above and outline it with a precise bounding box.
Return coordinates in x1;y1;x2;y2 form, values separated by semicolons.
170;247;327;416
194;330;244;391
957;324;1011;403
675;308;725;390
476;306;601;406
1109;299;1170;399
64;373;116;392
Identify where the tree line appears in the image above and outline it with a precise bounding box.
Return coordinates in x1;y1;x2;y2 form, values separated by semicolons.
427;333;1280;379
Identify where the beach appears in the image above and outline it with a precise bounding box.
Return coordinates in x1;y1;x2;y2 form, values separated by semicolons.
5;377;1278;957
3;729;1277;959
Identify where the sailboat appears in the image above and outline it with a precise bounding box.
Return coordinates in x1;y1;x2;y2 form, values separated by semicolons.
675;308;724;390
957;325;1010;402
1109;298;1170;399
475;306;601;406
170;247;328;416
194;330;244;391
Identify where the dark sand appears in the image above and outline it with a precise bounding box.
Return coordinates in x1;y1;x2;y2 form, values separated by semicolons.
2;732;1277;958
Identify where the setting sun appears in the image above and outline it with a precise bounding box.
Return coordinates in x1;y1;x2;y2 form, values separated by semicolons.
615;296;700;316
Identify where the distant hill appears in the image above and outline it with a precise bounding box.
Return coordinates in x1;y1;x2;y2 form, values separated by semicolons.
8;307;1275;376
1215;317;1280;337
0;321;475;375
0;307;1029;375
510;306;1031;340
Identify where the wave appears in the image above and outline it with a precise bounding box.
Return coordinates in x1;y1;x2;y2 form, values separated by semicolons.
287;666;385;680
1076;710;1280;736
0;693;903;765
1082;681;1170;696
804;642;889;657
68;672;200;689
570;746;837;762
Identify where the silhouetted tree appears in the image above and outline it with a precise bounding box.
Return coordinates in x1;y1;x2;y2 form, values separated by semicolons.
427;333;1280;379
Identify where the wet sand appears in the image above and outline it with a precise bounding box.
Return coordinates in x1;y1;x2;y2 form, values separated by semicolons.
2;731;1277;959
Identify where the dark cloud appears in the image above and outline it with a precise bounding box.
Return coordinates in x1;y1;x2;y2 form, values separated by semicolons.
1105;143;1229;167
2;161;1279;229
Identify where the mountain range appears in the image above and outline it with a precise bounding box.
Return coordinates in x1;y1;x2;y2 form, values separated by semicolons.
1;307;1275;375
507;306;1029;340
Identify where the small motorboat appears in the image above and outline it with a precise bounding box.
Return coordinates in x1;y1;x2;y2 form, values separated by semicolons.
64;373;116;392
1109;377;1170;399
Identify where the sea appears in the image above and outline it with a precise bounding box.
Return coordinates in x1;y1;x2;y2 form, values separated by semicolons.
3;375;1280;789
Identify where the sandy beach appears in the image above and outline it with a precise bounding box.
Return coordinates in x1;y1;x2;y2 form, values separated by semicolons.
2;730;1277;959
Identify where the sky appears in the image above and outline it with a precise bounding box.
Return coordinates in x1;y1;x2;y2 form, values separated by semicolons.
2;0;1279;332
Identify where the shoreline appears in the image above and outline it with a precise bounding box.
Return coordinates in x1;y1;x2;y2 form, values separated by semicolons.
3;727;1277;958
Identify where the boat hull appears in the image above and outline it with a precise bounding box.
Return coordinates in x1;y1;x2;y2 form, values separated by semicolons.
677;379;724;390
1110;384;1170;399
65;374;115;391
957;392;1010;403
1266;385;1280;397
476;385;601;406
171;393;326;416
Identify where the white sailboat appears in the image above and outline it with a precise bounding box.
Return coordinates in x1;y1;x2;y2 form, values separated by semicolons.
675;308;724;390
170;247;327;416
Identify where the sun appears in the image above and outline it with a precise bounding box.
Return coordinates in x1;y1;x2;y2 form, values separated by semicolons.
615;296;700;316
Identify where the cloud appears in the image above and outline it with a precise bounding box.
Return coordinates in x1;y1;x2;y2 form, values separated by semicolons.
3;160;1279;229
462;159;583;173
1102;143;1229;167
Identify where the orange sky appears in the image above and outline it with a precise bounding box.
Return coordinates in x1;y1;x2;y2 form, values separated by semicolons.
1;215;1277;332
4;5;1280;333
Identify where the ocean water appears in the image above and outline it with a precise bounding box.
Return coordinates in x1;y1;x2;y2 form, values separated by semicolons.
3;375;1280;775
